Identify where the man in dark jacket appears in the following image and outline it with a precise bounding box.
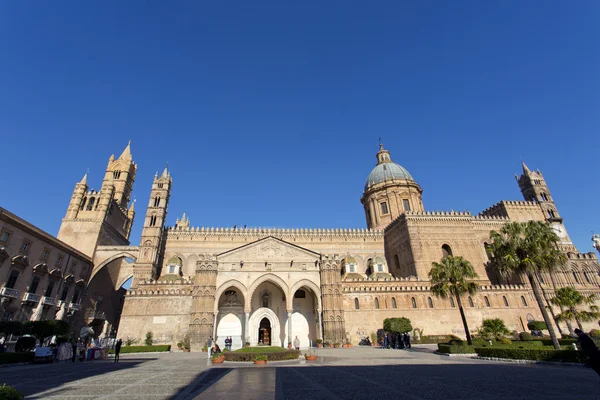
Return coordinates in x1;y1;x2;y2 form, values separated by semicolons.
575;329;600;378
114;339;122;363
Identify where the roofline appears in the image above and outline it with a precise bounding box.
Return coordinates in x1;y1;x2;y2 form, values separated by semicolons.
217;235;321;257
0;206;92;262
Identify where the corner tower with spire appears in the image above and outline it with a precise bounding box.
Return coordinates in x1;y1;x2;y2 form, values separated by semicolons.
58;143;138;257
361;143;424;230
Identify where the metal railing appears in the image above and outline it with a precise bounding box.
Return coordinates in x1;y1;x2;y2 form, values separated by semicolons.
85;310;106;321
22;292;41;303
69;302;81;311
0;287;19;299
41;296;56;306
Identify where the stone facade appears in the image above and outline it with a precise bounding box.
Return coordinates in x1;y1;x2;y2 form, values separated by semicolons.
0;207;92;334
30;142;600;348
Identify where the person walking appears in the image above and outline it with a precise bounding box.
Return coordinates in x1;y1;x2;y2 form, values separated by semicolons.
114;339;122;363
71;340;77;363
207;336;213;359
404;332;411;349
383;334;388;349
575;329;600;378
293;336;300;350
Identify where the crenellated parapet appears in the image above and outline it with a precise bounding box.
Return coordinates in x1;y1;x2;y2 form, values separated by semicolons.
567;252;598;260
342;281;527;294
165;226;384;241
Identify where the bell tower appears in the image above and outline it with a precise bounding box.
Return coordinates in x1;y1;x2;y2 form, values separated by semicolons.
516;162;575;250
133;166;172;287
58;143;137;257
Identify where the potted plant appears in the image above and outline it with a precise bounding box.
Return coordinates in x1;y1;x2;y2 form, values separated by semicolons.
370;332;377;346
182;335;191;352
304;350;318;361
323;341;331;348
333;342;341;348
315;339;323;348
176;341;183;351
245;341;250;348
253;354;268;365
211;352;225;364
287;342;293;349
343;339;352;348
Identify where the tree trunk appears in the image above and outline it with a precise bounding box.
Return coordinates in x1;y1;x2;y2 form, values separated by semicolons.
454;293;472;345
544;273;564;336
574;312;584;331
566;321;575;336
528;273;560;349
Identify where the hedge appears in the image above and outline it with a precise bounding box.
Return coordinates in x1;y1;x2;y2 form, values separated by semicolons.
437;344;476;354
223;350;300;362
110;345;171;354
0;352;35;365
414;335;459;344
539;338;576;346
475;347;587;363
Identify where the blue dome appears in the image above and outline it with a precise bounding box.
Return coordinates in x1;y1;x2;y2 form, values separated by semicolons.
364;162;414;191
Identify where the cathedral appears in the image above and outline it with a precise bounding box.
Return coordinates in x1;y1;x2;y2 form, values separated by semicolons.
56;143;600;350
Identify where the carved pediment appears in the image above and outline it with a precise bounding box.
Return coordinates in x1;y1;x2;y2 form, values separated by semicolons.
217;236;320;264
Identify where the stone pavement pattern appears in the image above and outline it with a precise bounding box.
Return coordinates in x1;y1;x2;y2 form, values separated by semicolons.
1;347;599;399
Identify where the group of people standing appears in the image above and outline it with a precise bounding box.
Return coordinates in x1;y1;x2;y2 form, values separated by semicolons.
383;332;411;349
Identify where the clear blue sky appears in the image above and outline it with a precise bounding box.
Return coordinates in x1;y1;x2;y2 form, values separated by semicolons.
1;1;598;253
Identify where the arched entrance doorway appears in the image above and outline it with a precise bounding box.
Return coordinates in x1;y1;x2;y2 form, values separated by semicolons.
259;317;271;345
215;285;245;351
285;284;321;348
248;307;281;346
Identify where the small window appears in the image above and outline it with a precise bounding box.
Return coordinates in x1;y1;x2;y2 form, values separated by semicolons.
354;298;360;310
0;230;10;243
375;298;380;309
428;297;434;308
380;202;389;215
441;244;452;258
41;249;50;261
45;281;55;297
449;297;455;308
86;197;95;211
391;298;397;309
262;294;269;308
402;199;411;212
503;296;509;307
521;296;527;307
348;264;355;273
468;296;474;307
377;264;383;272
411;297;417;308
6;270;19;289
56;255;64;267
29;276;41;294
168;266;176;274
21;240;31;253
157;183;164;188
484;296;490;307
113;171;121;179
294;290;306;298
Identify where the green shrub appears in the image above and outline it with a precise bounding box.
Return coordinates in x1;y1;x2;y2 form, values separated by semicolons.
519;332;533;341
0;352;35;365
145;331;153;346
437;343;476;354
539;338;577;346
0;384;24;400
383;317;413;333
500;338;512;345
514;341;544;349
527;320;547;331
589;329;600;338
0;321;24;336
480;318;510;338
125;337;138;346
413;335;459;344
224;350;300;362
471;338;488;347
234;346;285;353
475;347;586;363
448;339;465;346
110;345;171;354
254;354;268;361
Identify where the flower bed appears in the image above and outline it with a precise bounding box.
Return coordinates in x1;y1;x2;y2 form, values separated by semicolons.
0;352;34;365
474;347;586;363
110;345;171;354
224;350;300;362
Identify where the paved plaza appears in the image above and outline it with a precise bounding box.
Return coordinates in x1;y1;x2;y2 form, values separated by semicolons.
1;346;599;399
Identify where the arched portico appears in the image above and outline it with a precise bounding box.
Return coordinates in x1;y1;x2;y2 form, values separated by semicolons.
215;284;246;350
248;307;281;347
285;282;322;348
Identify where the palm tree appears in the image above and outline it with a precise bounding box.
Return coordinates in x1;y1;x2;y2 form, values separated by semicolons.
429;255;478;345
551;287;599;331
487;221;567;349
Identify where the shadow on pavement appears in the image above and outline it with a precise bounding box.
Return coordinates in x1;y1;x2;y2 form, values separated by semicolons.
168;368;233;400
2;358;154;399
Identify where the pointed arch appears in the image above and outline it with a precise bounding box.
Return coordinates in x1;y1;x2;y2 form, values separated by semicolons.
247;273;289;310
289;279;321;311
214;280;248;312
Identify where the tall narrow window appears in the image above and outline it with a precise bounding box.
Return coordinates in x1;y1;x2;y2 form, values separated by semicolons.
441;244;453;257
547;209;556;218
354;298;360;310
411;297;417;308
521;296;527;307
86;197;95;211
468;296;474;307
484;296;490;307
402;199;411;212
394;254;400;273
154;196;161;207
540;192;548;201
391;298;397;309
72;290;80;304
45;281;55;297
503;296;509;307
29;276;41;294
150;215;157;227
380;202;389;215
584;272;591;284
60;289;68;301
449;297;455;308
375;298;380;309
6;270;19;289
573;271;580;284
428;297;434;308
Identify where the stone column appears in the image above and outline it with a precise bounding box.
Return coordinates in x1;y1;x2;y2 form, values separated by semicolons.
318;310;323;340
212;312;218;342
287;310;293;346
244;311;250;345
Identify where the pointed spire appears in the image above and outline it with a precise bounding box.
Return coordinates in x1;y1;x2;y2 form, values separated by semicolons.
129;199;136;213
118;140;132;160
181;212;187;222
79;172;88;185
521;161;531;174
161;162;169;178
